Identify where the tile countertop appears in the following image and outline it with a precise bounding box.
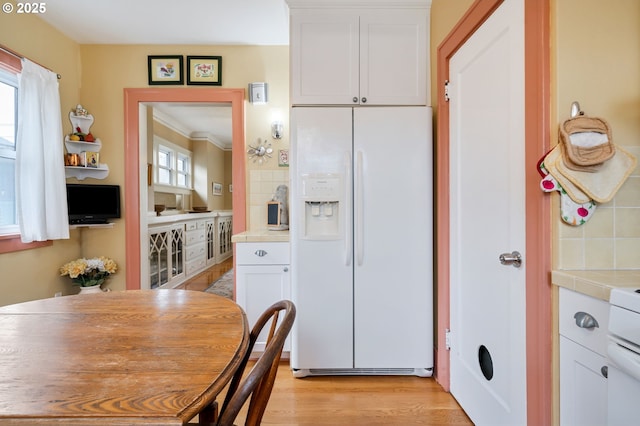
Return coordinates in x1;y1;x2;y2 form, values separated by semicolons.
231;229;289;243
552;270;640;301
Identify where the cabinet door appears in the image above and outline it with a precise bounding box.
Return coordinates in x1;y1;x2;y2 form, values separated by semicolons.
290;10;360;105
149;229;169;289
359;9;428;105
559;336;608;426
236;264;291;352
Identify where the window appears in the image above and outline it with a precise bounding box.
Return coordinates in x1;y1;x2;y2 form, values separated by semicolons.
0;69;18;233
153;137;192;192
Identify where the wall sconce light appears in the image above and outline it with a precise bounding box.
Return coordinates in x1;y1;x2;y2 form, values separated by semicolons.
272;121;283;139
248;82;268;104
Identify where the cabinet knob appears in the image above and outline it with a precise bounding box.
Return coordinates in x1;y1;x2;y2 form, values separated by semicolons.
574;311;599;329
352;97;358;103
283;267;289;272
254;249;268;257
361;97;367;103
601;365;608;378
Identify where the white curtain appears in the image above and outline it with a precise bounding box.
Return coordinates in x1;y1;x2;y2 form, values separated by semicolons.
16;59;69;242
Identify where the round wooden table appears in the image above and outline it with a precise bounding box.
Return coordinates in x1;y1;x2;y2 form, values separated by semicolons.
0;290;249;425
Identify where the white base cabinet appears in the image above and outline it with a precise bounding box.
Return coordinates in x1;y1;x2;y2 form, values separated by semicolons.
559;287;609;426
148;223;185;289
236;242;291;353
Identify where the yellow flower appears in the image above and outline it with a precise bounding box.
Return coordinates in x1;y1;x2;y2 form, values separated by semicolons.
60;257;118;287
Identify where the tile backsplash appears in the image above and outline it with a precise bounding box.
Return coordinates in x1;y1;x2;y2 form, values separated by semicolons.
248;169;289;231
557;145;640;270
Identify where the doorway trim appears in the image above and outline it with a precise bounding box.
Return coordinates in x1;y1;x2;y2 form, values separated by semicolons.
123;88;246;290
435;0;551;424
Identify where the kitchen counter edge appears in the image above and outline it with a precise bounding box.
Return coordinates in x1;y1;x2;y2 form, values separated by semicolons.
232;230;290;243
552;270;640;301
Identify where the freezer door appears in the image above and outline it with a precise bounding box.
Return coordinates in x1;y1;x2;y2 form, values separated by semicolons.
353;107;433;369
290;107;355;370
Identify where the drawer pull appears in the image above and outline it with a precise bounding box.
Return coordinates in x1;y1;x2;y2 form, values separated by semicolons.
574;311;599;329
254;250;268;257
601;365;608;378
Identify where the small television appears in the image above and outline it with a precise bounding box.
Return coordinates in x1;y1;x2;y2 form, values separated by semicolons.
66;184;121;225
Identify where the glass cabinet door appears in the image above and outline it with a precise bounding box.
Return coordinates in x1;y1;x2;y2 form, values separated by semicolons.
171;227;184;277
149;230;169;289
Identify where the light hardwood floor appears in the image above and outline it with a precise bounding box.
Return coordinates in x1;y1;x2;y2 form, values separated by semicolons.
174;257;233;291
180;260;472;425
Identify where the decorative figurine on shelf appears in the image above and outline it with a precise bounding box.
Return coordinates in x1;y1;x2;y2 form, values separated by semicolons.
74;104;87;117
68;105;95;141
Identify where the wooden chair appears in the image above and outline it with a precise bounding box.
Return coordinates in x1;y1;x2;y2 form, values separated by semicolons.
197;300;296;426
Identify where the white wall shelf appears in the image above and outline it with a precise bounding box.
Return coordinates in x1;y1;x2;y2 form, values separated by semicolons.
65;164;109;180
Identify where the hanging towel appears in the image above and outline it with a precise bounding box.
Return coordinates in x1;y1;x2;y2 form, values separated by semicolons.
539;153;596;226
542;145;592;204
555;144;637;203
559;115;615;171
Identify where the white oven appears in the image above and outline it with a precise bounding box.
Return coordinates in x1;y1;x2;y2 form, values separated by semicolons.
608;288;640;426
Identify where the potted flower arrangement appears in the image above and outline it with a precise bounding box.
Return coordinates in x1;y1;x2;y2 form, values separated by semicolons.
60;256;117;294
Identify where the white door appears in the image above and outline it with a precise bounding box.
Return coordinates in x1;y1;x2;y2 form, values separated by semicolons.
353;107;433;370
448;0;527;424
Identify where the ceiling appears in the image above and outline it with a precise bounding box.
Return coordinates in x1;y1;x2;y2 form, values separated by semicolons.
36;0;290;45
37;0;291;149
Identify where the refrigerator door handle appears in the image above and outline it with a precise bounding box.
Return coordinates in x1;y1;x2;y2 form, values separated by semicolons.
344;152;352;266
356;150;364;266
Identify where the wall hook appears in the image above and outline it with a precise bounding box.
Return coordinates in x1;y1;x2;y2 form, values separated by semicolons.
570;101;584;118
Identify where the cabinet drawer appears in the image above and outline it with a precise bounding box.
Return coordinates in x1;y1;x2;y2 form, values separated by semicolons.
186;242;206;260
236;242;290;265
559;287;609;356
185;220;206;231
186;256;207;275
185;229;206;246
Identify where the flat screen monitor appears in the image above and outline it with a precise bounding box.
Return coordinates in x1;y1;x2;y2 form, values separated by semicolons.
66;184;121;224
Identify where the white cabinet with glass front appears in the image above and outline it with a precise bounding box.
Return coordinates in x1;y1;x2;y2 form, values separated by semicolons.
148;222;185;289
148;212;232;289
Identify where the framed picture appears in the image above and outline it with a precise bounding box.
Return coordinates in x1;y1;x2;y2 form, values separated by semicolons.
187;56;222;86
212;182;223;196
86;152;99;168
278;149;289;167
147;56;183;85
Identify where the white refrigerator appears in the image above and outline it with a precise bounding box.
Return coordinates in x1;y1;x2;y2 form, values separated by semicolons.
290;106;433;377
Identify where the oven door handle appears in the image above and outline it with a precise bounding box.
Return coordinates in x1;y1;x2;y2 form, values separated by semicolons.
608;341;640;381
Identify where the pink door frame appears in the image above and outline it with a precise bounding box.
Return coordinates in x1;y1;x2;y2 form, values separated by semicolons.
435;1;552;425
123;88;246;290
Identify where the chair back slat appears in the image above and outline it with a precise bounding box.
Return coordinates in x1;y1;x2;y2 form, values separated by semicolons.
214;300;295;426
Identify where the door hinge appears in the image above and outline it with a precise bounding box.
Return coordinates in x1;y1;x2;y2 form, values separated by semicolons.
444;80;450;102
445;328;451;351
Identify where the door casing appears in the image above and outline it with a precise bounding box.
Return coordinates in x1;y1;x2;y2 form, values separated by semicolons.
123;88;246;291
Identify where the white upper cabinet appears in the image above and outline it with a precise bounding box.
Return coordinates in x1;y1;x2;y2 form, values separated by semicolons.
290;8;429;106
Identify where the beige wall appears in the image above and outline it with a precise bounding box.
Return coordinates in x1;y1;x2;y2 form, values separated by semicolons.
0;5;85;304
0;12;290;301
554;0;640;270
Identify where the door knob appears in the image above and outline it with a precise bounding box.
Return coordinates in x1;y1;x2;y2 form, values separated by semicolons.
499;251;522;268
